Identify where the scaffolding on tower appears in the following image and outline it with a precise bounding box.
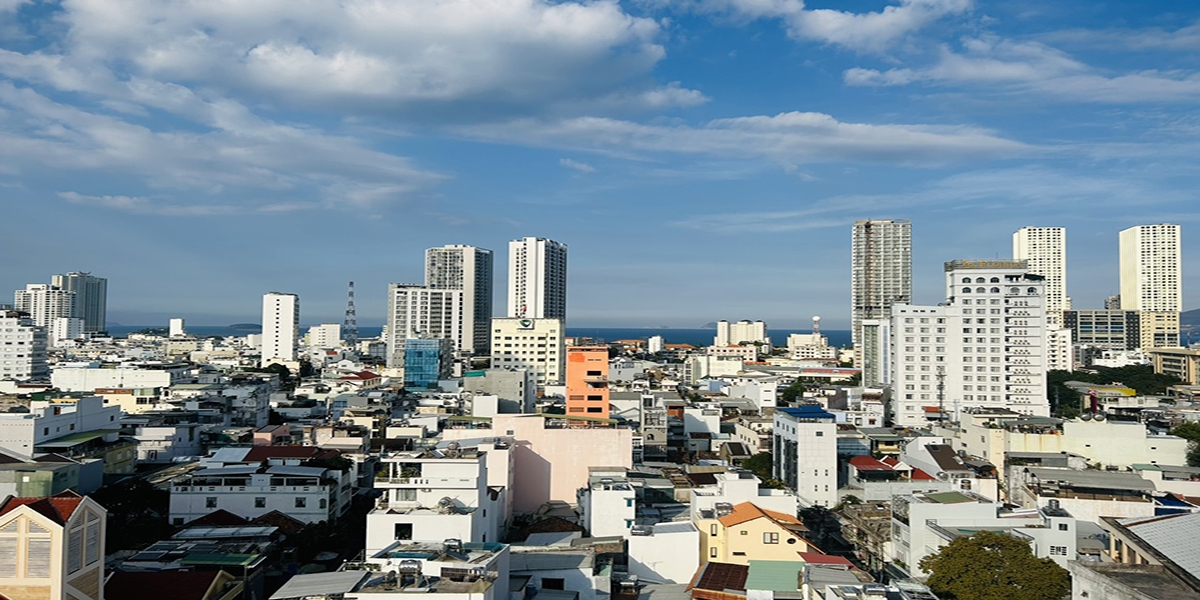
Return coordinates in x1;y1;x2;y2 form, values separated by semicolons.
343;281;358;348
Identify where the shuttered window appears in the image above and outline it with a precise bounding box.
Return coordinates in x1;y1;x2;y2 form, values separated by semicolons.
68;527;83;573
26;538;51;577
0;538;16;578
86;512;101;565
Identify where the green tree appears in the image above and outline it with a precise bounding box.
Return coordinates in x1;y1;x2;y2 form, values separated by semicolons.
919;530;1070;600
743;452;774;480
780;381;806;404
1170;422;1200;467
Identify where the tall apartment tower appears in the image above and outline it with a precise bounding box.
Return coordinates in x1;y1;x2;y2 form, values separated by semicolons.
51;272;107;333
851;220;912;360
1120;224;1182;348
507;237;567;320
14;284;74;328
566;346;610;418
261;292;300;367
426;245;494;356
385;285;463;368
0;310;49;381
888;259;1049;427
1013;227;1068;326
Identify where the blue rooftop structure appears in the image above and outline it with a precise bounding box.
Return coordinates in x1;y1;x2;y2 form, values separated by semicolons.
777;405;836;421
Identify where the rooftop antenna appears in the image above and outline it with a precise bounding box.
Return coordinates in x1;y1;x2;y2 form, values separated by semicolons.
936;365;946;423
343;281;358;348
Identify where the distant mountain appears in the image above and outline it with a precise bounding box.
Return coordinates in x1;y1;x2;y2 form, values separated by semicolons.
227;323;263;331
701;322;717;329
1182;308;1200;331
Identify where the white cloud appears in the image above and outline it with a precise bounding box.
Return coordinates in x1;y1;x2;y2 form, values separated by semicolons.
12;0;690;115
462;111;1028;166
559;158;597;173
843;35;1200;103
0;83;444;214
672;166;1191;233
675;0;971;52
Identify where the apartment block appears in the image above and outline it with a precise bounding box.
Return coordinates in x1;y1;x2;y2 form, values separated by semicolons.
566;346;610;419
489;317;564;386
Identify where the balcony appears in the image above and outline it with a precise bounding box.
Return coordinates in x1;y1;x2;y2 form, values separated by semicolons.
375;476;479;489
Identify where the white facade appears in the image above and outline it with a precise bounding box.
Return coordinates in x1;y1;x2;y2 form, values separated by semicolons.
51;272;107;333
0;397;120;459
14;284;74;328
1046;327;1073;372
507;237;567;320
648;335;664;353
307;323;342;348
851;220;912;352
860;319;891;387
773;406;838;508
168;318;186;337
1013;227;1068;326
890;259;1050;427
578;472;636;538
261;292;300;366
627;522;700;584
169;465;348;525
385;285;463;367
1120;224;1182;312
689;471;797;519
714;320;770;347
0;313;48;381
368;442;510;551
51;367;172;392
426;244;494;356
489;318;564;386
49;317;84;347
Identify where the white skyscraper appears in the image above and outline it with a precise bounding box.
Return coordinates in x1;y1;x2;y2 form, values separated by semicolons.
0;310;48;380
385;285;463;368
1120;224;1182;348
507;237;567;320
261;292;300;367
426;244;494;356
1120;224;1182;311
851;220;912;359
888;259;1049;427
51;272;107;333
1013;227;1068;326
14;284;74;328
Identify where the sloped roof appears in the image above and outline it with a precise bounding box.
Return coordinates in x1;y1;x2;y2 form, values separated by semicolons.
689;561;749;593
849;456;892;472
106;570;229;600
719;501;803;528
0;490;85;525
910;468;937;481
1117;512;1200;579
798;552;853;566
185;509;250;528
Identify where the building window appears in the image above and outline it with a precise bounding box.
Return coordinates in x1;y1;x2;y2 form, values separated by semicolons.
711;524;718;536
205;497;218;508
255;497;266;508
764;532;779;544
1049;546;1068;556
1058;523;1069;531
710;547;718;558
395;523;413;540
295;497;307;508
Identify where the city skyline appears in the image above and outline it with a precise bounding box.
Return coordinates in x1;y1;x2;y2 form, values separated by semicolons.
2;1;1199;327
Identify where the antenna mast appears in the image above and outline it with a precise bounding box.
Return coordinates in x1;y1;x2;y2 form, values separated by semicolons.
343;281;358;348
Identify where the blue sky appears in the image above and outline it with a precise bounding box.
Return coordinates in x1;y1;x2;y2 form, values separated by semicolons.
1;0;1198;329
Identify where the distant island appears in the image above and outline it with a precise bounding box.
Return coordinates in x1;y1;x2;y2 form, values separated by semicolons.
700;322;717;329
227;323;263;331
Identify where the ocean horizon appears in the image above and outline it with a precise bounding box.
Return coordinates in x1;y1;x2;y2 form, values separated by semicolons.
104;325;853;348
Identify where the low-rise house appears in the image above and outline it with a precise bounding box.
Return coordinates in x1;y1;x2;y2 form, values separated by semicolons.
700;501;820;565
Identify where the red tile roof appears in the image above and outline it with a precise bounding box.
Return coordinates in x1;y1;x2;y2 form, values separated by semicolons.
849;456;892;472
718;501;803;527
799;552;853;566
910;468;937;481
881;457;900;467
106;570;227;600
0;491;84;525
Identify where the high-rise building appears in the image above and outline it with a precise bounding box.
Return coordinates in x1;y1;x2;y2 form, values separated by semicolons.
306;323;342;348
851;220;912;361
14;284;74;328
713;320;770;347
51;272;107;334
507;237;567;320
566;346;610;419
0;311;48;381
1119;224;1181;348
888;259;1050;427
1120;224;1182;312
426;244;494;356
773;405;838;508
1013;227;1068;326
385;285;463;368
490;317;565;386
261;292;300;367
169;318;186;337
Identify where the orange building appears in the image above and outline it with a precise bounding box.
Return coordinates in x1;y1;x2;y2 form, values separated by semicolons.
566;346;610;418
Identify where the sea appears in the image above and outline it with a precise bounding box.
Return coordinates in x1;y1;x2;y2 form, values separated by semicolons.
105;325;852;348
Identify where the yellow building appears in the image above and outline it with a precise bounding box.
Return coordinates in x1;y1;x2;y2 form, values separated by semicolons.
699;502;819;565
0;491;107;600
1149;347;1200;386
